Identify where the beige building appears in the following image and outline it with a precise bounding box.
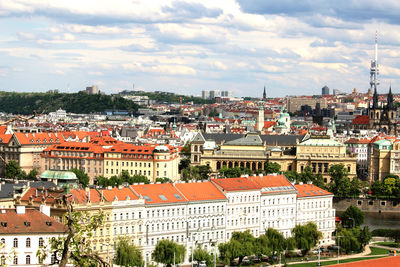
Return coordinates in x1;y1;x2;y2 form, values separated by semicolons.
369;139;396;181
191;132;357;183
287;97;327;113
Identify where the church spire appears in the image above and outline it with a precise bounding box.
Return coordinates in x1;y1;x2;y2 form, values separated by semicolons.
387;85;394;109
373;86;379;108
263;86;266;100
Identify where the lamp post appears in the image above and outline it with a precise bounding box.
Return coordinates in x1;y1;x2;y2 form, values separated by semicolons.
318;245;321;266
337;236;343;265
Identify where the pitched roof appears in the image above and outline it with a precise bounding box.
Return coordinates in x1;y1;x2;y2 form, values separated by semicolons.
249;174;295;192
174;181;226;201
0;208;66;234
0;134;12;144
130;183;187;204
20;187;64;204
70;189;102;204
100;187;138;202
14;132;64;145
294;184;332;198
352;115;370;125
211;178;260;191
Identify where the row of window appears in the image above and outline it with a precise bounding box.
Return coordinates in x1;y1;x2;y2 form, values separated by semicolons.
188;205;224;215
228;206;259;215
262;208;294;217
298;200;332;209
2;254;57;265
228;194;260;203
1;237;44;248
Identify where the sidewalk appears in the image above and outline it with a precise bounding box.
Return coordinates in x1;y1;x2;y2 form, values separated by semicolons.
271;245;388;266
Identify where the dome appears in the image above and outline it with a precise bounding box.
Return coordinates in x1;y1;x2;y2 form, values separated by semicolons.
154;145;170;153
40;170;77;180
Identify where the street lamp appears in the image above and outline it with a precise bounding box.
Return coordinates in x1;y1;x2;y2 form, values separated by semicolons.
337;236;343;264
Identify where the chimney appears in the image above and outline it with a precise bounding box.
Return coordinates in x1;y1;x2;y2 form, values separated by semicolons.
16;205;25;214
40;205;51;217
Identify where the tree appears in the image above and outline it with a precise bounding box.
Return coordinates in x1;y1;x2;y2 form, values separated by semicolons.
358;226;372;249
371;180;384;196
336;227;361;254
155;177;172;183
27;169;38;180
5;160;25;179
262;228;286;257
341;205;365;228
284;171;299;182
264;162;281;174
349;178;362;197
218;167;251;178
70;168;90;187
329;164;348;184
190;247;213;267
218;240;241;266
179;158;191;172
114;237;143;267
152;239;185;267
39;195;107;267
181;165;212;181
181;142;191;157
292;222;322;256
331;177;352;197
230;231;256;264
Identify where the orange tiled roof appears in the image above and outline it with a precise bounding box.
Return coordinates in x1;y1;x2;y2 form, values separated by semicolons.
211;178;260;191
100;187;138;202
0;134;12;144
0;208;66;234
14;132;64;145
0;126;6;135
352;115;369;125
130;183;187;204
249;174;294;189
70;189;102;204
20;188;64;204
294;183;332;198
44;141;105;154
174;181;226;201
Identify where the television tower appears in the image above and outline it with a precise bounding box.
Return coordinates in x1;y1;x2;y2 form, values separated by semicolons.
370;31;380;93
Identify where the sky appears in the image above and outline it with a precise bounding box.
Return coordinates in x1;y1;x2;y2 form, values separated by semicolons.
1;0;400;97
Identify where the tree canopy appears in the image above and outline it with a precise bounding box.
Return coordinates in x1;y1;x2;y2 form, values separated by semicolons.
292;222;322;256
341;205;365;228
152;239;185;267
114;237;143;267
181;165;211;181
5;160;26;179
70;168;90;188
218;166;252;178
96;172;150;187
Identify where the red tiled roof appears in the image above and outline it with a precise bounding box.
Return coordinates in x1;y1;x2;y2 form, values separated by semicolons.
294;184;332;198
0;208;66;234
0;134;12;144
70;189;102;204
20;188;64;204
174;181;226;201
333;255;400;267
249;174;294;189
0;126;6;135
344;138;370;144
352;115;369;125
100;187;138;202
130;183;187;204
44;141;105;154
14;132;64;145
211;178;260;191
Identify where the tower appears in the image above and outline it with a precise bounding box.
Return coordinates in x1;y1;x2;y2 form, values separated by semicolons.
370;31;380;95
263;86;266;100
257;102;264;132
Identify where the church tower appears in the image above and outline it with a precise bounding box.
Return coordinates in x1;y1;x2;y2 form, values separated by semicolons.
263;86;267;101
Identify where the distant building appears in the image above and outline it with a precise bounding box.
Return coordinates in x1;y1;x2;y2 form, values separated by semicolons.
220;91;233;98
85;85;99;95
287;97;327;113
202;90;210;100
321;86;330;95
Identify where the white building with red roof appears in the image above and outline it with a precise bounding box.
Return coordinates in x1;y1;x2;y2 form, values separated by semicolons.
294;183;335;245
0;206;66;266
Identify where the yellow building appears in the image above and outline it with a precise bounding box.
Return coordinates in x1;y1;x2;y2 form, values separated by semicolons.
369;139;394;181
191;132;357;183
104;143;180;182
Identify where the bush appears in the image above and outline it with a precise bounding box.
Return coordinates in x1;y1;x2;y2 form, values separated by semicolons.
371;229;395;237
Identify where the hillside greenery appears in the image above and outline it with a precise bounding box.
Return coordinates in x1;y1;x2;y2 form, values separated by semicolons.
0;91;139;115
130;91;215;105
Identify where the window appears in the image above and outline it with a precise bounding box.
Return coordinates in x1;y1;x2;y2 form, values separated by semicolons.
13;256;18;265
51;254;57;264
26;255;31;265
0;238;4;244
13;238;18;248
1;256;5;265
26;237;31;248
39;237;44;247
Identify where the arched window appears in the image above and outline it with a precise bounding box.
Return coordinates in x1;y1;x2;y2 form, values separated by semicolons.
26;237;31;248
26;255;31;264
0;238;4;244
1;256;5;265
13;238;18;248
13;256;18;265
39;237;44;247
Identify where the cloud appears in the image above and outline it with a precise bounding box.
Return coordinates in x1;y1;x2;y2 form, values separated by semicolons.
122;63;196;76
162;1;223;19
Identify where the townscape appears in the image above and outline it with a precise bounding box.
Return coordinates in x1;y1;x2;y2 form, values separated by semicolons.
2;1;400;267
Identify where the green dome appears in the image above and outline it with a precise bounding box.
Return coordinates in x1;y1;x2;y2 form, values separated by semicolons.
40;170;78;180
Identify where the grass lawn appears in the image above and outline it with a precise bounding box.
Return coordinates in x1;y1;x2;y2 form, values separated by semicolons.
375;242;399;248
368;246;391;255
287;256;385;267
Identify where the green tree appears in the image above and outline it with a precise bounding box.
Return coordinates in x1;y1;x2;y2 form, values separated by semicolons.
152;239;185;267
350;178;362;197
371;180;384;196
329;164;348;184
284;171;300;182
5;160;25;179
336;228;361;254
38;195;107;267
179;158;191;172
230;230;256;264
181;142;191;157
292;222;322;256
332;177;352;197
190;247;213;266
114;237;143;267
358;226;372;249
218;240;241;266
70;168;90;187
155;177;172;183
181;165;211;181
263;228;286;257
264;162;281;174
382;176;399;196
218;167;251;178
341;205;365;228
26;169;38;180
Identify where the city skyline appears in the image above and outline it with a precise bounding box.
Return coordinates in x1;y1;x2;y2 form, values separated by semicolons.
1;1;400;97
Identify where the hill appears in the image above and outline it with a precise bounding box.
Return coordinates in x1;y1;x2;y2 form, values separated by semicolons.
0;91;139;115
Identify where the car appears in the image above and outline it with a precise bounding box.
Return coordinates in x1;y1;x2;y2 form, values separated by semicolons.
242;257;251;265
321;248;329;253
252;256;261;263
199;261;207;267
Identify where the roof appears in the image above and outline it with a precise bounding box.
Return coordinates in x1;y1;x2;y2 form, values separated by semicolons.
249;174;296;193
130;183;187;204
352;115;370;125
69;189;102;204
224;133;263;146
13;132;64;145
295;184;333;198
100;187;138;202
20;187;64;204
0;208;66;234
333;255;400;267
211;178;260;191
299;137;342;147
0;134;12;144
174;181;226;202
41;170;77;180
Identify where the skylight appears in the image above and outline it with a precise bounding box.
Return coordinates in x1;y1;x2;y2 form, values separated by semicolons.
159;195;167;201
174;194;182;200
143;195;152;202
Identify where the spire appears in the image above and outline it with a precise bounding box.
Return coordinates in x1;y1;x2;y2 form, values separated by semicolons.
263;86;266;100
373;86;378;108
370;31;380;95
387;85;394;109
